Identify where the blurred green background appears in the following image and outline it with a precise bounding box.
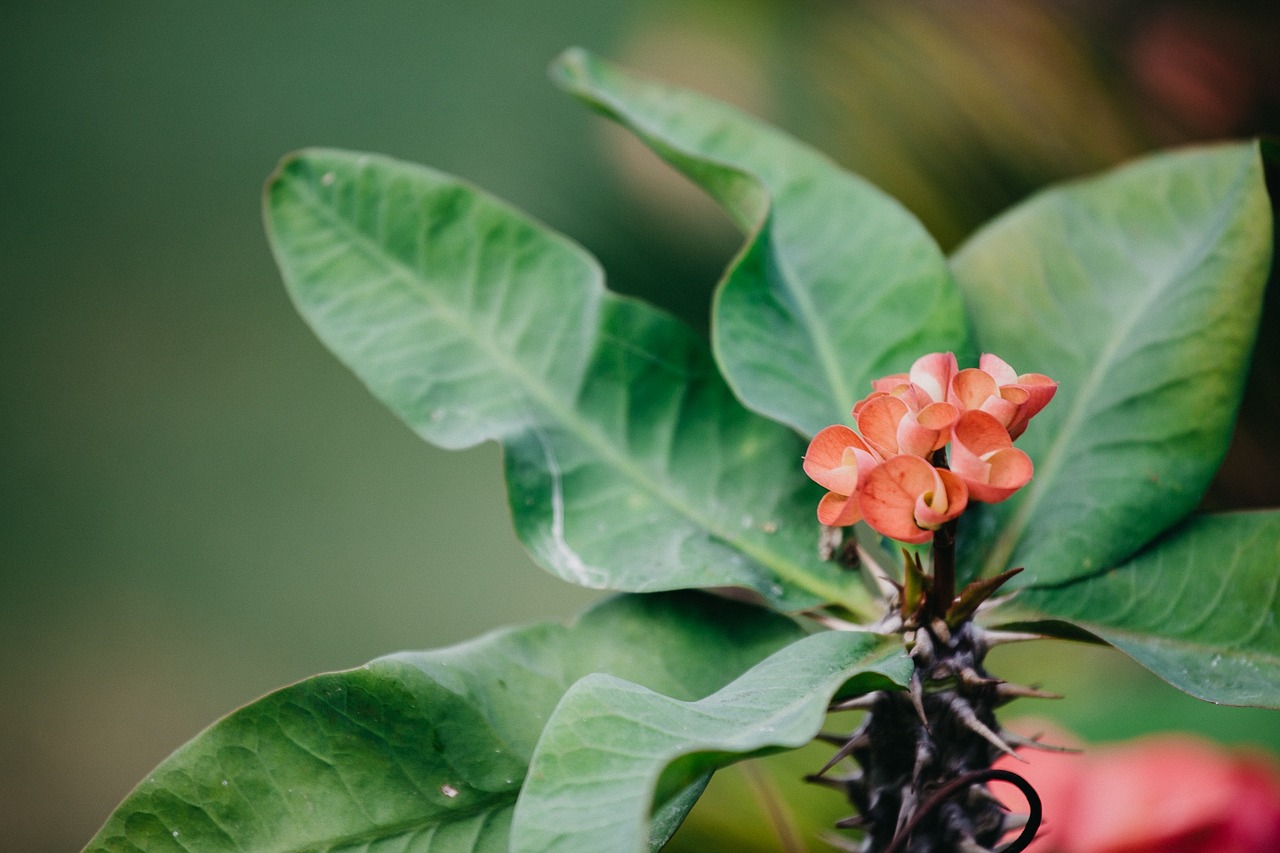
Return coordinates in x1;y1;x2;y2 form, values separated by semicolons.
4;2;1278;851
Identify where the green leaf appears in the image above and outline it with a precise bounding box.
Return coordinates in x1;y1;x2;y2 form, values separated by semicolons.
551;48;972;438
511;630;911;852
992;511;1280;708
265;149;871;613
86;592;807;852
952;142;1273;585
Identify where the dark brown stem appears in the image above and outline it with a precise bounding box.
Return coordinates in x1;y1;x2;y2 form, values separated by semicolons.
930;518;957;621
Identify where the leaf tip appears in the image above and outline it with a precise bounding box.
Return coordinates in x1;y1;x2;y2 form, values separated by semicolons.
548;46;595;91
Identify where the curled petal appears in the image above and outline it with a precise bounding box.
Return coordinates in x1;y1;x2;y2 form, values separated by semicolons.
978;352;1019;385
967;354;1059;440
951;410;1034;502
908;352;958;404
852;390;888;417
804;425;875;494
899;401;959;456
950;367;999;411
1006;374;1059;439
856;395;908;458
914;467;968;528
978;395;1020;428
817;490;862;527
860;455;967;544
870;373;910;395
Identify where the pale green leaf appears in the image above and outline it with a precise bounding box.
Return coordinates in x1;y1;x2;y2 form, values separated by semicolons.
511;630;911;852
952;142;1272;585
993;511;1280;708
85;592;807;852
552;48;972;438
265;149;871;613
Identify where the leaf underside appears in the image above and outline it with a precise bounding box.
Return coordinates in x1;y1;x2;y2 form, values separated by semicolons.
993;511;1280;708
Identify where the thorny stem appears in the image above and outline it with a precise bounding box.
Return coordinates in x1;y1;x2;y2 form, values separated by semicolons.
930;518;958;623
883;769;1042;853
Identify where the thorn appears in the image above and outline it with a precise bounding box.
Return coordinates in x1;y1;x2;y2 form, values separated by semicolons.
1003;812;1032;831
946;568;1023;627
829;693;881;712
966;784;1009;811
929;617;952;646
945;694;1025;763
955;837;994;853
958;666;1001;688
804;772;863;792
974;627;1047;648
814;727;872;776
821;830;865;852
814;731;848;745
909;736;933;788
909;672;930;730
835;814;867;829
895;788;918;838
909;628;934;663
1001;730;1082;754
994;682;1063;704
807;611;872;632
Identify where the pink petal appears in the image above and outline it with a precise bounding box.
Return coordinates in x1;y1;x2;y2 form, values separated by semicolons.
914;468;969;528
978;396;1019;430
897;402;957;457
855;395;907;458
949;368;999;411
870;373;910;395
859;455;941;544
852;390;887;417
966;447;1032;502
979;352;1018;385
1006;374;1059;439
951;410;1032;502
804;425;870;494
909;352;958;404
817;490;862;526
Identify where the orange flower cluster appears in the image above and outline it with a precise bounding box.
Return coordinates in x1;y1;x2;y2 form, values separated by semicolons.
804;353;1057;543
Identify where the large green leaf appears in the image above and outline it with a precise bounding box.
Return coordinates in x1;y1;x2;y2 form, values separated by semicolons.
552;48;972;438
992;511;1280;708
85;592;807;852
952;142;1272;586
512;630;911;852
266;149;871;613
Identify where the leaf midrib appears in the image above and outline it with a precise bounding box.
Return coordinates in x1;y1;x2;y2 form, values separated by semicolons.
304;792;516;853
285;168;858;609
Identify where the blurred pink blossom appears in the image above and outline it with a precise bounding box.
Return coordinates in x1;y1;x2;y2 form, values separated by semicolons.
995;724;1280;853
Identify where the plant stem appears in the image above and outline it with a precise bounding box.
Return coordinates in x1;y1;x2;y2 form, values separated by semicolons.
930;449;958;621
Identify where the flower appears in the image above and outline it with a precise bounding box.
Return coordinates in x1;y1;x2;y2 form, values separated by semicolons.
995;724;1280;853
949;410;1034;503
802;352;1054;543
856;454;967;544
856;394;959;459
950;353;1058;440
803;425;882;526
